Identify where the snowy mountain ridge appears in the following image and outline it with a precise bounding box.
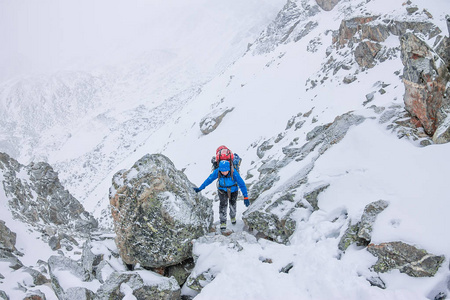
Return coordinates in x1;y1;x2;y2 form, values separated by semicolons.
1;0;450;298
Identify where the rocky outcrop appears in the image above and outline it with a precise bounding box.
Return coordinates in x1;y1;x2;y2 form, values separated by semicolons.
334;16;442;70
335;16;441;48
400;33;450;142
332;14;450;143
109;154;213;268
0;152;97;233
367;242;445;277
47;237;180;300
251;0;320;54
243;112;365;243
199;107;234;135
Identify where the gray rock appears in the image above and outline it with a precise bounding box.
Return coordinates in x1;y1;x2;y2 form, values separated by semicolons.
447;15;450;36
48;255;86;299
367;276;386;289
379;109;397;124
363;92;376;106
406;6;419;15
280;262;294;273
80;240;103;281
0;249;23;270
433;99;450;144
357;200;389;242
0;290;8;300
96;271;180;300
367;241;445;277
248;172;280;201
293;21;319;42
257;141;274;159
388;20;441;39
65;287;95;300
0;221;17;253
22;267;49;285
186;269;216;293
199;107;234;135
95;260;115;284
295;120;306;130
166;258;195;286
48;236;61;251
306;124;331;141
338;221;365;252
303;183;330;211
355;41;382;68
110;154;213;268
257;159;278;176
338;200;389;251
315;0;340;11
343;75;357;84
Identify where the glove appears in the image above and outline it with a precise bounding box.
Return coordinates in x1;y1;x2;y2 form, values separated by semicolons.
193;187;202;193
244;197;250;207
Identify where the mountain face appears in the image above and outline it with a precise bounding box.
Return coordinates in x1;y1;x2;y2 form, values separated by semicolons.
1;0;450;299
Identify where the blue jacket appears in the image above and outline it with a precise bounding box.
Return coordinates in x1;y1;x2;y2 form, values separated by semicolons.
198;168;248;198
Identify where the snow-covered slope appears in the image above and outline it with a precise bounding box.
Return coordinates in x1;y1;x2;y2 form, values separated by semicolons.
0;0;285;197
1;0;450;298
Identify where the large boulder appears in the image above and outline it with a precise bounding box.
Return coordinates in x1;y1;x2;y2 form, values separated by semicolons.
367;241;445;277
110;154;213;268
400;33;450;140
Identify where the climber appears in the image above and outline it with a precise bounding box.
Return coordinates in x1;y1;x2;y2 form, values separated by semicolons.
193;160;249;232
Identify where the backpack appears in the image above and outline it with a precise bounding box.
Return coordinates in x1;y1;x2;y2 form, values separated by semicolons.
211;146;242;175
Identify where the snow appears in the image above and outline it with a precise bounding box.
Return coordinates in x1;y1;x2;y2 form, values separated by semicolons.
1;0;450;299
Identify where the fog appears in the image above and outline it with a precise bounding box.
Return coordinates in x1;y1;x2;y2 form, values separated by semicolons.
0;0;284;82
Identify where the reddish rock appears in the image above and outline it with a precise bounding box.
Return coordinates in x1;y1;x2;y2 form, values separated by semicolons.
400;33;450;136
335;16;379;46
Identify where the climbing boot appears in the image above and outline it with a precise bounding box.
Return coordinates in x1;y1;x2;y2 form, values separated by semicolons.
220;223;226;231
231;217;236;225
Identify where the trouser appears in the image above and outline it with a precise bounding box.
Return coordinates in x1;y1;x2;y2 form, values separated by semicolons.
218;189;237;224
